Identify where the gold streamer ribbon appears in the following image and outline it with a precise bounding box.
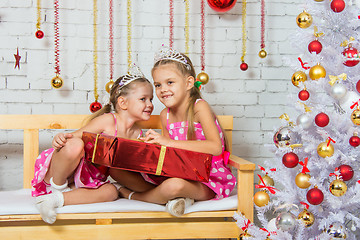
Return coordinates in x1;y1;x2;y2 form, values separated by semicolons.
127;0;132;69
299;102;312;112
279;113;294;126
155;146;167;175
241;0;247;62
340;37;355;47
185;0;190;55
313;26;324;38
36;0;41;30
93;0;99;101
328;73;347;86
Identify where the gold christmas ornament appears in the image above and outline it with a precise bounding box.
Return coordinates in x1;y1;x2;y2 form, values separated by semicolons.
351;108;360;125
314;0;324;2
196;72;209;85
239;231;252;239
291;71;307;87
105;80;114;93
298;208;315;227
309;63;326;80
329;179;347;197
254;190;270;207
51;75;63;89
317;141;334;158
258;174;274;186
296;11;313;29
259;49;267;58
295;172;311;189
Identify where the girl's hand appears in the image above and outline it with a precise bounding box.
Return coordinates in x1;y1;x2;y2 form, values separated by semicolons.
141;129;171;146
52;133;73;150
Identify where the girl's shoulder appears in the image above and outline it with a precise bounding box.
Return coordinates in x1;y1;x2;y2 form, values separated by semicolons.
194;99;211;113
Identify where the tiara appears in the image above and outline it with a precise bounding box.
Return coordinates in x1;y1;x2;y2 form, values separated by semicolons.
118;63;145;90
154;45;191;70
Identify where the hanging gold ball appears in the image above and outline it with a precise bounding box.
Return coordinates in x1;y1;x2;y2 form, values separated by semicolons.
291;71;307;87
254;190;270;207
314;0;324;2
259;49;267;58
317;142;334;158
105;80;114;93
295;172;311;189
309;63;326;80
329;179;347;197
239;231;252;239
51;75;63;89
351;108;360;125
196;72;209;85
296;11;313;28
258;174;274;186
297;209;315;227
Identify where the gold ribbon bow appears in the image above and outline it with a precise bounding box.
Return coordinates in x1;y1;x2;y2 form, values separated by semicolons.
298;102;312;112
313;26;324;38
328;73;347;86
340;37;355;47
279;113;294;126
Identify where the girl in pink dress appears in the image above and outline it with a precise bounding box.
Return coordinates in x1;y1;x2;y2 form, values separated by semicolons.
111;46;236;217
32;65;154;224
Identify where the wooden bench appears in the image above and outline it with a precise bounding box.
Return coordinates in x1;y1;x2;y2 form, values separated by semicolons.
0;114;255;240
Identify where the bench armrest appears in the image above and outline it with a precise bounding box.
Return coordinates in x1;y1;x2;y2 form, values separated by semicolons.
228;154;256;171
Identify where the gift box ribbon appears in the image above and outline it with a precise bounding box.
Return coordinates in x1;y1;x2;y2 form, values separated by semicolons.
156;146;166;175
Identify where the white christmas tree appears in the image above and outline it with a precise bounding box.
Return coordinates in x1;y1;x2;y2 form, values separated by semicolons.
234;0;360;239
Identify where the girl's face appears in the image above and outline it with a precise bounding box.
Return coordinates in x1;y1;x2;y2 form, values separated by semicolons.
152;64;193;109
123;82;154;121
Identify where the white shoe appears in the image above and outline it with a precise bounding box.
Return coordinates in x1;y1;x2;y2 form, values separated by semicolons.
35;190;64;224
165;198;194;217
50;177;72;193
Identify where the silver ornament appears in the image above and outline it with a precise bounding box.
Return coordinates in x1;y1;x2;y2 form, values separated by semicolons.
275;212;296;231
330;83;347;100
326;222;347;238
296;113;312;129
273;127;292;148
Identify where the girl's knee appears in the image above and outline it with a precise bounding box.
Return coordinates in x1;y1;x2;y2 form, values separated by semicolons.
160;178;188;198
61;138;84;159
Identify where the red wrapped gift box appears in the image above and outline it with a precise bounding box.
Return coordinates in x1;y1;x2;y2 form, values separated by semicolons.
82;132;212;182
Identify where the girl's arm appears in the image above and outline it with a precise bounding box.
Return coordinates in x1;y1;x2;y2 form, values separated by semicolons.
145;101;222;156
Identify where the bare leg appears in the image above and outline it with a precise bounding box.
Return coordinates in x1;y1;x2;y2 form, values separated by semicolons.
109;168;155;192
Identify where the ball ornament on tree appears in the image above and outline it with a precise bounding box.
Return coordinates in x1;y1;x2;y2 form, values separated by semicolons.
338;164;354;181
196;72;209;85
51;75;63;89
351;108;360;125
306;187;324;205
295;172;311;189
90;101;102;113
349;134;360;147
298;89;310;101
330;0;346;13
258;49;267;58
291;71;307;87
297;208;315;227
240;62;248;71
207;0;236;12
35;30;44;39
239;231;252;239
105;80;114;93
329;179;347;197
254;190;270;207
296;11;313;28
309;63;326;80
317;141;334;158
258;175;274;186
308;39;322;54
326;222;347;238
330;82;347;100
275;212;296;231
356;80;360;94
315;112;329;127
342;45;360;67
273;126;293;148
282;152;299;168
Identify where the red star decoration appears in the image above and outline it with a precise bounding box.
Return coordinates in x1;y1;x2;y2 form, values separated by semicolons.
14;48;21;69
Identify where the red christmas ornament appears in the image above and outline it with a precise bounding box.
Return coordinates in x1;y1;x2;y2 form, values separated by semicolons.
282;152;299;168
356;80;360;94
306;187;324;205
308;40;322;54
90;101;102;113
207;0;236;12
35;30;44;39
349;135;360;147
315;112;329;127
331;0;345;13
342;46;360;67
338;164;354;181
298;89;310;101
240;62;248;71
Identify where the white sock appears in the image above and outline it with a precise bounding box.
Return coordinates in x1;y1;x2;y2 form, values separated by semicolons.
35;190;64;224
50;177;72;193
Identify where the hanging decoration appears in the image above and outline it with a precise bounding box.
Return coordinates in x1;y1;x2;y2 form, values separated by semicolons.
196;0;209;86
308;26;323;54
14;48;21;70
169;0;174;48
330;0;346;13
105;0;114;93
51;0;63;89
296;11;313;29
309;63;326;80
207;0;236;12
314;112;330;127
282;152;299;168
298;202;315;227
317;137;335;158
337;164;354;181
258;0;267;58
240;0;248;71
306;186;324;205
291;70;307;87
90;0;102;112
127;0;132;69
35;0;44;39
329;172;347;197
184;0;190;55
349;133;360;147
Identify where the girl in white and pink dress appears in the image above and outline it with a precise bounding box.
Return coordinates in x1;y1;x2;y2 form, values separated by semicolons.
110;46;236;217
32;65;154;224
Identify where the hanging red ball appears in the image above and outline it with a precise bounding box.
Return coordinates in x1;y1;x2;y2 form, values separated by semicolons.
330;0;345;13
306;187;324;205
356;80;360;94
349;135;360;147
240;62;248;71
315;112;329;127
35;30;44;39
282;152;299;168
308;40;322;54
338;164;354;181
342;46;360;67
298;89;310;101
207;0;237;12
90;101;102;113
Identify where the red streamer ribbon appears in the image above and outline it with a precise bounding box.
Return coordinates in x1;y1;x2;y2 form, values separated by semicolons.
109;0;114;80
200;0;205;71
258;165;276;174
350;99;360;109
327;137;336;147
54;0;60;75
255;174;277;194
299;157;310;173
260;228;277;236
260;0;265;49
241;219;251;231
298;57;310;70
300;201;309;209
169;0;174;48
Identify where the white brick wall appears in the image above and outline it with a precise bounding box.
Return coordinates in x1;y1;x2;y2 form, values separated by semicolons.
0;0;301;190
